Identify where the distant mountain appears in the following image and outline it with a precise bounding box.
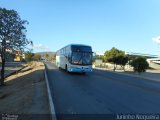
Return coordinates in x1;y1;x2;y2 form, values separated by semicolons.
35;51;56;58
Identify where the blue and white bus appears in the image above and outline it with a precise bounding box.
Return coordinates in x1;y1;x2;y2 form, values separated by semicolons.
56;44;93;73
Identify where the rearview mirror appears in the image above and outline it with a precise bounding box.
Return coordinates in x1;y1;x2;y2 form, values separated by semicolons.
92;52;96;57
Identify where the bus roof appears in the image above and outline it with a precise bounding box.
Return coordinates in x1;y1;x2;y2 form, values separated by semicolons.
56;44;92;53
67;44;91;47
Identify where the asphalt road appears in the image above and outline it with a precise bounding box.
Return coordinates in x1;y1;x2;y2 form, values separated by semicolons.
45;62;160;119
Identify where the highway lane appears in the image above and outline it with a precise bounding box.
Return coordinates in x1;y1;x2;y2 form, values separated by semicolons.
45;62;160;118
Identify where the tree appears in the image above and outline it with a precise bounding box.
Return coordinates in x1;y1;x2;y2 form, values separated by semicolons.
45;53;49;60
104;47;128;71
0;8;30;86
116;55;128;71
32;54;41;61
130;57;149;74
25;51;34;61
48;54;56;62
96;55;105;62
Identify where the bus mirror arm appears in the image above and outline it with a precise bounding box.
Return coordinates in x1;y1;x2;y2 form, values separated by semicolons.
92;52;96;57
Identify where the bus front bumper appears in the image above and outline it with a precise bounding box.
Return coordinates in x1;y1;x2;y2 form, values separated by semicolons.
69;67;92;73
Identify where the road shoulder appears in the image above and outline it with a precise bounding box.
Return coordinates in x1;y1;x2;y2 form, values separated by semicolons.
94;67;160;82
0;62;50;120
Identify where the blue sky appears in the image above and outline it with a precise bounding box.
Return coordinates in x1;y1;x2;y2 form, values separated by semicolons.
1;0;160;55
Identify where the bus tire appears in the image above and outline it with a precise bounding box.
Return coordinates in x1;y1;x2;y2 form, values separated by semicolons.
82;72;86;75
65;65;68;72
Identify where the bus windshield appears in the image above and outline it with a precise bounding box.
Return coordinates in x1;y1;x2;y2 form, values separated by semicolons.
71;46;92;52
72;52;92;65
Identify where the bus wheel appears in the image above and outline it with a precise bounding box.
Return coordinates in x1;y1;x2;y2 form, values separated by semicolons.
65;65;68;72
82;72;86;75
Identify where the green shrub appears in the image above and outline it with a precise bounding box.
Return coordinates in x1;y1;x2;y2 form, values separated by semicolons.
130;57;149;74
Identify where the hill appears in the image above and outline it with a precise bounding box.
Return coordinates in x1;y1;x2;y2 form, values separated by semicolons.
35;52;56;57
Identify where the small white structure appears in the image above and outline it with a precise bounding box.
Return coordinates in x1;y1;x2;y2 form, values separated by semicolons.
95;59;103;66
147;57;160;69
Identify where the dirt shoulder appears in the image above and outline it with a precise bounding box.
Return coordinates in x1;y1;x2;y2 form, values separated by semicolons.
0;62;50;120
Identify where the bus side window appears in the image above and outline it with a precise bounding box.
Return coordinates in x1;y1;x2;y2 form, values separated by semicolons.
64;48;65;56
68;53;71;63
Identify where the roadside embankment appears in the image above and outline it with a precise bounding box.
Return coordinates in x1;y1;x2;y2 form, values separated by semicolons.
0;62;50;120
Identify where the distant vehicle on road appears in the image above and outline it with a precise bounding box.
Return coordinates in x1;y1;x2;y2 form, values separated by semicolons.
40;57;47;62
56;44;93;73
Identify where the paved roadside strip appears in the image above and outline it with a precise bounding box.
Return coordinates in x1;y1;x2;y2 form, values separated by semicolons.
4;66;26;79
0;63;27;80
44;63;57;120
95;67;160;82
